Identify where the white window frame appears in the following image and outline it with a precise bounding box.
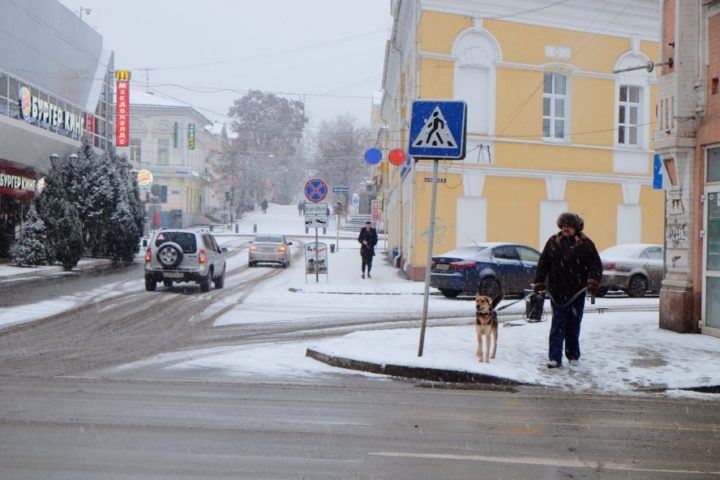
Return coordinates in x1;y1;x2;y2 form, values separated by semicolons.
543;72;568;141
617;85;642;146
157;138;170;165
129;138;142;164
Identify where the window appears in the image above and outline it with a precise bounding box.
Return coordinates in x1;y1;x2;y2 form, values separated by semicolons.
708;147;720;183
618;85;641;145
129;138;142;164
543;73;567;139
151;184;167;203
157;138;170;165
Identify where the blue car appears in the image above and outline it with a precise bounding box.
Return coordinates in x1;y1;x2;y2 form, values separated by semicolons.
430;242;541;298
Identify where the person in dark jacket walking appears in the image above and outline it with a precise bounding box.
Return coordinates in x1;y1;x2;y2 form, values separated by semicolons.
357;221;378;278
533;212;602;369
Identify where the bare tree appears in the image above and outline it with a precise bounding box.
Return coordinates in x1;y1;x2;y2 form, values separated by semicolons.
311;114;371;189
215;90;308;206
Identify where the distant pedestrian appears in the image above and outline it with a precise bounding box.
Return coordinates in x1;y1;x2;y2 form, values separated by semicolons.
357;221;377;279
533;212;602;369
261;199;268;214
297;200;304;216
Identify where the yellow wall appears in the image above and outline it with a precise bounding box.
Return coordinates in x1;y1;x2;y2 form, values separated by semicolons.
411;171;463;264
484;20;633;72
419;59;454;99
494;142;614;174
418;11;471;54
571;76;615;146
484;177;546;247
564;181;622;250
495;68;543;138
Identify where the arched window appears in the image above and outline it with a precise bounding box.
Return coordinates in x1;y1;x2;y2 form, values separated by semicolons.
452;28;500;136
613;52;653;149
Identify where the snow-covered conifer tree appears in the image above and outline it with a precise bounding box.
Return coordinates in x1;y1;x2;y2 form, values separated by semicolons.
8;204;48;266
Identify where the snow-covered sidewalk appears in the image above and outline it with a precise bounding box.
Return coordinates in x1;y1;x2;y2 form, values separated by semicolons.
3;203;720;398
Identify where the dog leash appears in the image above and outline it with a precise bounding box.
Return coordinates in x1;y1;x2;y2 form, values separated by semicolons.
494;286;594;313
495;295;530;312
544;287;594;308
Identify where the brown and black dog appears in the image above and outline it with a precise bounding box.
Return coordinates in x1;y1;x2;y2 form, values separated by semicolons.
475;293;503;363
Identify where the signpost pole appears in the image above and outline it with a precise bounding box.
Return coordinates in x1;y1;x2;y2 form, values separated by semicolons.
418;159;439;357
315;227;319;283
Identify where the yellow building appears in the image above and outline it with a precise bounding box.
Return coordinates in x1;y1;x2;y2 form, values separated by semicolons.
377;0;664;280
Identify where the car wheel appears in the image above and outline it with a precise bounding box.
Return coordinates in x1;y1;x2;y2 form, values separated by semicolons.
626;274;648;297
200;270;211;292
214;269;225;289
163;280;173;288
156;243;183;268
248;261;255;268
440;289;461;298
478;277;501;299
595;286;609;298
145;278;157;291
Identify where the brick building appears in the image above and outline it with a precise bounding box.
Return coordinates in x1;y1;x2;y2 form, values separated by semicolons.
656;0;720;337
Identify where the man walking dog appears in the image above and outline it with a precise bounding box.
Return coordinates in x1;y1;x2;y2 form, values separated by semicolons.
357;221;378;278
533;212;602;369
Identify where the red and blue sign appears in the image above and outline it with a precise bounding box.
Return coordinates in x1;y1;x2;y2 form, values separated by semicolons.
304;178;328;203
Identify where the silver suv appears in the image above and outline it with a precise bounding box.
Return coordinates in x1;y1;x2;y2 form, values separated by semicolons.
144;229;227;292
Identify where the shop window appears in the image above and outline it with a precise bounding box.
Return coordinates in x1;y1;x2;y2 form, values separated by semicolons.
543;72;567;140
151;184;168;203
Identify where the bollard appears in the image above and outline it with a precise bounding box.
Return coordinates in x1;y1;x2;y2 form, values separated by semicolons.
330;244;335;253
253;224;257;233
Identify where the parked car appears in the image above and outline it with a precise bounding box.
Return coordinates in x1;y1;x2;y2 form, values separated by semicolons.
599;244;664;297
430;242;541;298
248;234;292;268
144;229;227;292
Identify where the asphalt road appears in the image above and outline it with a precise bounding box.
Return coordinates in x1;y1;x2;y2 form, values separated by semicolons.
0;250;718;479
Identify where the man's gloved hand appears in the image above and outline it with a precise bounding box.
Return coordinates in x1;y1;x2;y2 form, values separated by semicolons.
532;283;546;294
586;279;599;295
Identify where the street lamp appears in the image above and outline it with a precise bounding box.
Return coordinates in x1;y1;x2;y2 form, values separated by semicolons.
49;153;60;168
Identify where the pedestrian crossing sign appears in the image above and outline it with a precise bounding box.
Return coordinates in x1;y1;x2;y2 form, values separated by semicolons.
408;100;467;160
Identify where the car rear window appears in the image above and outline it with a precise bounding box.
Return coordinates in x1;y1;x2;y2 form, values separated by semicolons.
441;246;487;258
155;232;197;253
255;235;283;243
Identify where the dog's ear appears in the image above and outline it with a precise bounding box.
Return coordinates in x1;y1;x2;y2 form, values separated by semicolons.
491;291;504;309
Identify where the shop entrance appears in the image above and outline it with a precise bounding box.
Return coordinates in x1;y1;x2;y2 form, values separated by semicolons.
703;146;720;336
0;196;21;259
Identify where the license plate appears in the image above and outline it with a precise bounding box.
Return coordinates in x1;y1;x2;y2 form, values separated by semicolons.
436;264;449;271
164;272;183;279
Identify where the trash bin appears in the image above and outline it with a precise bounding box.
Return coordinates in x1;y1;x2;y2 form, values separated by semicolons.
330;244;335;253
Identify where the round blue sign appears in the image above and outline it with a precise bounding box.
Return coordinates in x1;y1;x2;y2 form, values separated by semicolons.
304;178;328;203
364;148;382;165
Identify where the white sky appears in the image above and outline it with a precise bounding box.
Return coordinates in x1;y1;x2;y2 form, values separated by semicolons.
2;203;719;399
57;0;392;127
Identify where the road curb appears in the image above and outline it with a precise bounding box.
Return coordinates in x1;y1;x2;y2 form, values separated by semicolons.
305;348;530;386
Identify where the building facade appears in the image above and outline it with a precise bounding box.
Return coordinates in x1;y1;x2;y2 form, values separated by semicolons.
378;0;664;281
0;0;114;258
120;90;219;229
656;0;720;337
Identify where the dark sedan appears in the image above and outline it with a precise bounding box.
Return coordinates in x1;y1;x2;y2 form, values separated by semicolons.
430;242;541;298
599;243;664;297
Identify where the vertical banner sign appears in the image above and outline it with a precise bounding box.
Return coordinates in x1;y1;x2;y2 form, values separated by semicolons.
115;70;131;147
173;122;179;148
188;123;196;150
